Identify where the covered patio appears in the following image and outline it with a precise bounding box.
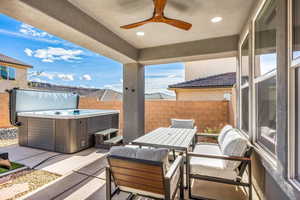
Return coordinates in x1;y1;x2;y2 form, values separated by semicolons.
0;0;299;199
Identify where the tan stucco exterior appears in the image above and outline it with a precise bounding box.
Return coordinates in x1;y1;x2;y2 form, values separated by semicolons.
184;57;237;81
170;88;233;101
0;64;29;93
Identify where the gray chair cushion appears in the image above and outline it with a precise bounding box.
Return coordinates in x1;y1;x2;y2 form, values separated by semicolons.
171;119;195;129
109;146;169;171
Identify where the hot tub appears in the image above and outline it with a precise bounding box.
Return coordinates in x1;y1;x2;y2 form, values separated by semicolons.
8;89;119;153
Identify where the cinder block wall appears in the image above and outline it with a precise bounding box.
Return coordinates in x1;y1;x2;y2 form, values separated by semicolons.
79;97;230;133
0;93;11;128
0;94;231;132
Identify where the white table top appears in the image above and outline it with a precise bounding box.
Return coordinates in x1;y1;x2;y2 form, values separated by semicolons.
132;127;196;150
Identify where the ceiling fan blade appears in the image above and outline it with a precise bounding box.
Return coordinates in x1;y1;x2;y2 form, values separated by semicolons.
163;18;192;30
120;19;153;29
153;0;167;16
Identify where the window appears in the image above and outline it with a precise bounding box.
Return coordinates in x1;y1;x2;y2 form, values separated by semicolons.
241;87;249;132
293;0;300;64
8;67;16;80
254;0;277;154
0;66;8;80
0;66;16;80
241;36;250;133
295;69;300;181
293;0;300;183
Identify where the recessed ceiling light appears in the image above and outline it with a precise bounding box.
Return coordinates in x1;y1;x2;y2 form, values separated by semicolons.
136;31;145;36
211;17;223;23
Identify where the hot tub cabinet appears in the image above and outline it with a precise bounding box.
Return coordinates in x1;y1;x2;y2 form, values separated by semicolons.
8;89;119;153
18;113;119;153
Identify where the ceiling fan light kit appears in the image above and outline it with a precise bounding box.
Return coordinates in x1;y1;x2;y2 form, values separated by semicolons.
120;0;192;31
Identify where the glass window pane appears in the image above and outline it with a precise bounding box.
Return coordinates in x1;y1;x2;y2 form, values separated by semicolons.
296;68;300;180
241;87;249;133
0;66;8;80
8;67;16;80
293;0;300;60
241;36;250;85
256;75;276;153
255;0;277;77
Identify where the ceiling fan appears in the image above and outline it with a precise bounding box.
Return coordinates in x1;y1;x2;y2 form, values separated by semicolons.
120;0;192;31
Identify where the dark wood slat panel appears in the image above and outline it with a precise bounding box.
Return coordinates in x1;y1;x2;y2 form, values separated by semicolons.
111;167;163;180
109;159;161;174
116;180;164;195
113;173;164;188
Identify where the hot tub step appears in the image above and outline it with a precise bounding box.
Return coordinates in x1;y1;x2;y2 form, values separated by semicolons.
104;135;123;145
94;128;118;137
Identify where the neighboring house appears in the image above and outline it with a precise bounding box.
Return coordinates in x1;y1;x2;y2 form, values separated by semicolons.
145;92;175;100
184;57;236;81
0;53;32;92
29;81;122;101
168;72;236;101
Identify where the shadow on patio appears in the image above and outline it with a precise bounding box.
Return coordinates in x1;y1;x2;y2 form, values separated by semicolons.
0;144;260;200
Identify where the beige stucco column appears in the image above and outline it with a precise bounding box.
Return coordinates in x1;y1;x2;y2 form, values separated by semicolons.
123;63;145;143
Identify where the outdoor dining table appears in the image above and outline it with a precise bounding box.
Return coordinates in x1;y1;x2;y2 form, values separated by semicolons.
132;127;197;187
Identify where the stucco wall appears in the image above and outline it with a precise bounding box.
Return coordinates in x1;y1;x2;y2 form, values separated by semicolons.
175;88;233;101
0;68;28;92
184;57;237;81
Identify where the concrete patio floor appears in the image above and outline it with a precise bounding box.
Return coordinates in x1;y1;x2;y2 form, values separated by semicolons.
0;145;260;200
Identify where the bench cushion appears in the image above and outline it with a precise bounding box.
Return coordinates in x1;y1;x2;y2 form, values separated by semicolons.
171;119;195;129
220;129;248;169
190;144;237;180
217;125;233;146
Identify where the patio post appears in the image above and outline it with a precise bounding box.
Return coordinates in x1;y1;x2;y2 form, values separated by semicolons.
123;63;145;143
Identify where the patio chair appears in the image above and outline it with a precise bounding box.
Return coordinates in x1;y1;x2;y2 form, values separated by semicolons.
196;124;233;144
170;118;196;129
169;118;197;160
106;146;184;200
187;128;253;200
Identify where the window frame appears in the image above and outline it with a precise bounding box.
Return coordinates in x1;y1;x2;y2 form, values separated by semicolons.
8;67;16;80
288;0;300;190
0;65;8;80
252;0;278;158
0;65;16;81
239;32;251;137
291;0;300;67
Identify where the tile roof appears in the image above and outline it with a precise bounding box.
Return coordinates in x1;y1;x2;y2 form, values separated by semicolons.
169;72;236;89
0;53;32;68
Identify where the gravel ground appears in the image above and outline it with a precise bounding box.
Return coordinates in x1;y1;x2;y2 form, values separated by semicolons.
0;128;18;147
0;169;61;200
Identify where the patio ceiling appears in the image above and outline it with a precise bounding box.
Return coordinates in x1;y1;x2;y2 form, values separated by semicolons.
69;0;255;49
0;0;256;64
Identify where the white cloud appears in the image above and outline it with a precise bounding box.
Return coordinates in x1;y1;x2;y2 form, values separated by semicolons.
19;23;52;38
81;74;92;81
24;47;83;63
145;69;184;95
57;74;74;81
167;74;177;78
104;83;122;92
24;48;33;56
39;72;55;80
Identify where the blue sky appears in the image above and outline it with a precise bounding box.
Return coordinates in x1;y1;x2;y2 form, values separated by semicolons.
0;14;184;95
